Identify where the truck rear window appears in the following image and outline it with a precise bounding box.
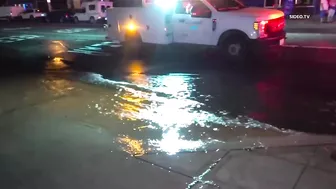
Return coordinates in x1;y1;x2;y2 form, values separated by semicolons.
207;0;245;11
101;5;106;12
89;5;96;10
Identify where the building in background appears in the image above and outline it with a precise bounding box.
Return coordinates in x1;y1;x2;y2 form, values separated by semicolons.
66;0;79;9
2;0;317;14
243;0;316;14
4;0;34;10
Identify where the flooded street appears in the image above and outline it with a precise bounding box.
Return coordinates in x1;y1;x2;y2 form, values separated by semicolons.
2;55;335;158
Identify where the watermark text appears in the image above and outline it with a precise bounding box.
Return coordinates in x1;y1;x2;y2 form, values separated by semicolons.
288;14;311;20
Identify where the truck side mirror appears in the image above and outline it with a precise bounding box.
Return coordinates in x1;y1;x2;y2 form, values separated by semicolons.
190;6;211;18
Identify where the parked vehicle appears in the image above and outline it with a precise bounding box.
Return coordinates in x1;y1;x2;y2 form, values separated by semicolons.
45;9;75;23
19;9;46;20
73;0;113;24
106;0;286;62
0;6;24;21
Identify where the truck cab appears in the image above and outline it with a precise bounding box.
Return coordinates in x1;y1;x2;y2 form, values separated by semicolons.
74;0;113;23
106;0;285;60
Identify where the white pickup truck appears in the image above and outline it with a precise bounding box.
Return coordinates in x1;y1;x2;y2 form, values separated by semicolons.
106;0;286;61
73;0;113;23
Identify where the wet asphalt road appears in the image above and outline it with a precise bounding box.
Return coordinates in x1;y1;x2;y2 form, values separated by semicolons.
1;22;336;189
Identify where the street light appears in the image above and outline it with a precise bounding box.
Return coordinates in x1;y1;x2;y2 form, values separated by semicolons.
46;0;52;11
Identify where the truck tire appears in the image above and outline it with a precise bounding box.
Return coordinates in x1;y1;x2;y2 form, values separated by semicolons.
30;15;35;21
219;33;249;63
89;16;96;24
73;16;79;23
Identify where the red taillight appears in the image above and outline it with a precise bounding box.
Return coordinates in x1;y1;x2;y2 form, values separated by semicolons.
65;14;68;18
259;20;268;38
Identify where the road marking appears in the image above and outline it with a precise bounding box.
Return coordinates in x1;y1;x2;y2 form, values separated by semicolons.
0;35;41;44
68;41;113;56
2;27;31;31
55;28;96;34
109;40;122;47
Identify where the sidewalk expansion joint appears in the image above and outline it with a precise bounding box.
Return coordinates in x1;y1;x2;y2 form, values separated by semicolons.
291;147;318;189
0;87;81;120
134;156;193;179
187;150;231;189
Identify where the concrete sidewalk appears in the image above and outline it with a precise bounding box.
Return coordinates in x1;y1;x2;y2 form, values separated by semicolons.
139;134;336;189
193;145;336;189
286;15;336;34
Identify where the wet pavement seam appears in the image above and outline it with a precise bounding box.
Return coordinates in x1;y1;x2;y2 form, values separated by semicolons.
142;149;227;156
187;150;231;189
291;147;318;189
134;156;193;179
0;93;76;120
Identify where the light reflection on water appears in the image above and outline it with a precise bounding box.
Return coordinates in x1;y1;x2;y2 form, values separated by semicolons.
83;73;291;155
41;77;74;96
117;135;146;156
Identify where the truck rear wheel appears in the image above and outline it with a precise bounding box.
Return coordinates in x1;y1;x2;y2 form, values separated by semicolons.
89;16;96;24
219;33;249;63
73;17;79;23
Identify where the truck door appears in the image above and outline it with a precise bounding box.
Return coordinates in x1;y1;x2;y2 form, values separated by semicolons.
77;7;88;21
172;0;213;45
183;0;213;45
171;0;191;43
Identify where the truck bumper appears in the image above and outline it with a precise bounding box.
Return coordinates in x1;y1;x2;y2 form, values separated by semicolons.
249;31;286;59
251;31;286;48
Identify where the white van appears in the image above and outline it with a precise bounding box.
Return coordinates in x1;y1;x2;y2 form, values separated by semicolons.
74;0;113;23
0;6;24;21
106;0;286;61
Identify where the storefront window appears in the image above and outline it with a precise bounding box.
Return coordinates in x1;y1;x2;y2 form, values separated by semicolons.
263;0;313;7
295;0;313;6
265;0;277;6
